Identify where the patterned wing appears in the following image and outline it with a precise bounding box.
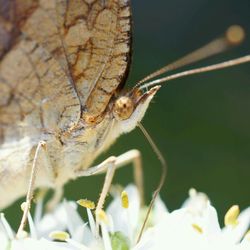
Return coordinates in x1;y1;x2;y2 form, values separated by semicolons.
0;0;132;144
17;0;132;120
0;0;81;144
65;0;132;120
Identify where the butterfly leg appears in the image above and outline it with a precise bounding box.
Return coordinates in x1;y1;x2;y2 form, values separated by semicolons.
45;186;64;212
76;149;144;212
16;141;47;238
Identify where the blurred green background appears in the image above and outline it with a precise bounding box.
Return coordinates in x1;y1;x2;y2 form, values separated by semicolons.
5;0;250;228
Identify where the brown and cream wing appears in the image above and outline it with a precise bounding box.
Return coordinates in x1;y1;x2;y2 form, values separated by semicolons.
0;0;132;143
65;0;132;119
0;1;81;143
20;0;132;119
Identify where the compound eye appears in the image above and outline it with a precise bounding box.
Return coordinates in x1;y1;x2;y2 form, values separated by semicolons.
113;96;134;120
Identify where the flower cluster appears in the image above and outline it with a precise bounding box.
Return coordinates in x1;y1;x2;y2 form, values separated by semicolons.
0;185;249;250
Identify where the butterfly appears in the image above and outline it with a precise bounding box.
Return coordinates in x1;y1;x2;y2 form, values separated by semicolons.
1;0;250;236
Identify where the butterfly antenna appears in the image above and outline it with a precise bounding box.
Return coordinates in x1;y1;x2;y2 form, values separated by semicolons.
135;25;245;88
136;122;167;243
139;55;250;90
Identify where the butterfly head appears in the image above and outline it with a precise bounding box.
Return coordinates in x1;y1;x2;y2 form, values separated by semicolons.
111;85;160;134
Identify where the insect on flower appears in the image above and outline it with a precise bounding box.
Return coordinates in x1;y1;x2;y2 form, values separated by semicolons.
0;0;249;237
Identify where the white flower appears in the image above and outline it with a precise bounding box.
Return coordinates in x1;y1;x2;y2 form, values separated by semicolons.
0;185;249;250
106;185;141;244
135;188;250;250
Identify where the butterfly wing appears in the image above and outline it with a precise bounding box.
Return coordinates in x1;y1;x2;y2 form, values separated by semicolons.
0;1;81;144
0;0;132;144
0;0;132;208
20;0;132;120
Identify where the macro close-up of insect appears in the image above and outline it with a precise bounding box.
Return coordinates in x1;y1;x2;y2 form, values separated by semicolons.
0;0;250;248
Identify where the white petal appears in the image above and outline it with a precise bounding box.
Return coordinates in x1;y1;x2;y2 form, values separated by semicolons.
152;195;169;224
202;203;221;240
75;222;94;246
0;231;9;249
107;214;114;234
152;210;205;250
222;207;250;244
182;188;209;216
63;200;84;235
0;213;14;239
11;238;73;250
101;221;112;250
239;231;250;250
132;227;155;250
36;203;68;237
34;199;43;226
106;184;140;241
67;238;91;250
86;208;96;237
28;212;38;239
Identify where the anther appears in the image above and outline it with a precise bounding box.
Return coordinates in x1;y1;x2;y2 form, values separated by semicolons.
224;205;240;227
20;202;29;212
96;209;109;224
77;199;96;210
121;191;129;209
49;231;70;241
192;224;203;234
244;230;250;241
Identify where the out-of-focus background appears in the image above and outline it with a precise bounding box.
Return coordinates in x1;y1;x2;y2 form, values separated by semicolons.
6;0;250;227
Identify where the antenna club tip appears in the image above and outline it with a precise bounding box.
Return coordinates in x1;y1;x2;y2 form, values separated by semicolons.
226;25;246;45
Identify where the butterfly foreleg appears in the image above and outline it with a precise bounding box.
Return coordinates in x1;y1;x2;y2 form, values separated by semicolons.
16;141;47;238
76;149;144;213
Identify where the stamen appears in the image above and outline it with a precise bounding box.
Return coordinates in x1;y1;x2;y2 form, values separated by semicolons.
34;188;47;202
192;223;203;234
100;221;112;250
189;188;197;198
34;197;43;226
51;224;89;249
16;230;29;239
96;209;109;225
27;209;38;239
0;213;14;240
121;191;129;209
87;208;96;236
244;230;250;242
49;231;70;241
77;199;96;210
21;202;28;211
224;205;240;227
77;199;96;235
